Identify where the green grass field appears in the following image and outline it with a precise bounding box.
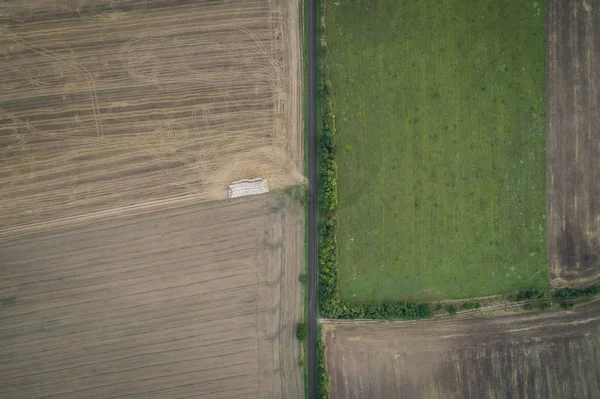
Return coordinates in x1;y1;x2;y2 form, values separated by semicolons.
327;0;548;301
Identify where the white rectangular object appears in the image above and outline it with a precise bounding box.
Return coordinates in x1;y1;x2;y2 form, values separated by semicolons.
227;178;269;198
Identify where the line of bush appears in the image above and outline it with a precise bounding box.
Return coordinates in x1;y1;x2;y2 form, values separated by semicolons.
553;286;598;299
317;326;329;399
512;286;599;302
296;322;308;341
512;289;547;301
514;286;600;312
317;65;337;214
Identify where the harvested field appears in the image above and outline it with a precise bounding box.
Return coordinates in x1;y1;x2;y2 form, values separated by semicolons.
323;299;600;399
0;0;302;237
547;0;600;287
0;194;305;398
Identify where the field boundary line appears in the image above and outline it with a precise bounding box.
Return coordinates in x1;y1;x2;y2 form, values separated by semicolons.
318;296;600;325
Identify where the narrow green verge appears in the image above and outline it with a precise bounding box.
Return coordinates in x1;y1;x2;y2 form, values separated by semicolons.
316;325;329;399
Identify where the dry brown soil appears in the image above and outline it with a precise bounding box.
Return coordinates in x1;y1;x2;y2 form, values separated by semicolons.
0;194;304;398
323;299;600;399
547;0;600;287
0;0;302;237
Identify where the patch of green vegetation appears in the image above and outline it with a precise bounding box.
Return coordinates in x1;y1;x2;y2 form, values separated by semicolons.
326;0;548;301
538;302;552;310
553;286;598;299
511;286;599;302
300;271;309;396
284;184;308;205
296;322;308;341
560;301;574;310
267;196;286;213
317;326;329;399
0;297;16;305
513;289;547;301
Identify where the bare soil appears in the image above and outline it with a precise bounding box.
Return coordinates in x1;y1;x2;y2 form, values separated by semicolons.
547;0;600;287
0;194;304;398
0;0;302;236
323;299;600;399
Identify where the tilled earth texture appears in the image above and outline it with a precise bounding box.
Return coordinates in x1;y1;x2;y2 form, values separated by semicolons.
323;300;600;399
547;0;600;287
0;194;305;398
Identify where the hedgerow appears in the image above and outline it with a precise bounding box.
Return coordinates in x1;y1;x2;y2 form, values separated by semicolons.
553;286;598;299
317;327;329;399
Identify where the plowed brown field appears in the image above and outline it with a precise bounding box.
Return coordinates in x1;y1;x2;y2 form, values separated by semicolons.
323;299;600;399
0;194;304;398
0;0;302;238
547;0;600;286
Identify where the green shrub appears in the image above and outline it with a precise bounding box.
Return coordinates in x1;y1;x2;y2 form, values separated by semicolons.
317;331;329;399
523;303;536;310
317;60;338;215
560;302;574;310
296;323;308;341
538;302;552;310
515;289;545;301
446;305;458;315
553;286;598;299
299;272;308;284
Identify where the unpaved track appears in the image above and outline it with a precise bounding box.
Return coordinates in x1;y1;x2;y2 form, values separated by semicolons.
0;0;302;235
0;194;304;398
323;299;600;399
547;0;600;287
